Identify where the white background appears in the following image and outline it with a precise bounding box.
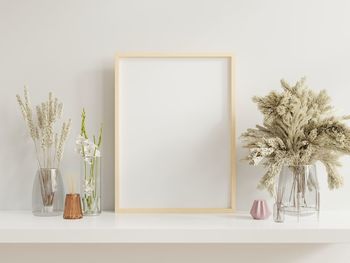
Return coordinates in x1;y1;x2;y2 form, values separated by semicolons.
1;0;350;262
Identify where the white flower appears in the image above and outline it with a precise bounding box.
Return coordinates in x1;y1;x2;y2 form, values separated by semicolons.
76;135;87;145
75;135;87;154
84;142;98;156
75;134;101;158
84;181;94;195
84;156;93;164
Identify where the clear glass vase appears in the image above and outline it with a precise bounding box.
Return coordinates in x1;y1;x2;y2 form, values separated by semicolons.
274;164;320;222
32;168;65;216
81;156;101;215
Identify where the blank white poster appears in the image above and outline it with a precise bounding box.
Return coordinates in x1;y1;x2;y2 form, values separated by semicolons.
117;55;234;211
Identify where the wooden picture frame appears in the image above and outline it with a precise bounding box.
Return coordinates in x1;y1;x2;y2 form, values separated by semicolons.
115;53;236;213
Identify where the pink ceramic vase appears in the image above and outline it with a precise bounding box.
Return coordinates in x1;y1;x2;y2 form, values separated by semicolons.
250;199;271;220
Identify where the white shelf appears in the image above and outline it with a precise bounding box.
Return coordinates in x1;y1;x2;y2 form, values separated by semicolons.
0;211;349;243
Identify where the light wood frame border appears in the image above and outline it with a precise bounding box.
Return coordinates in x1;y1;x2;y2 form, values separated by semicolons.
115;53;236;213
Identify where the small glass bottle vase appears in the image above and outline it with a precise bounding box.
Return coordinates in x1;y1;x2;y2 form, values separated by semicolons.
81;156;101;215
274;164;320;222
32;168;65;216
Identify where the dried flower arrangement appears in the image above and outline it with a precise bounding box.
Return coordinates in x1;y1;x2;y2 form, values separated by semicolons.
16;87;72;168
241;78;350;194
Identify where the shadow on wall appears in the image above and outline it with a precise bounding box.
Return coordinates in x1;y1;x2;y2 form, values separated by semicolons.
101;68;115;211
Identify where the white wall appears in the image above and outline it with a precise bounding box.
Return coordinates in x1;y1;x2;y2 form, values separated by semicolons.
1;1;350;262
2;0;350;212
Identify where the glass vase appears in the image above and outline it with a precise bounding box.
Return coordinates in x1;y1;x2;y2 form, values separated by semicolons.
81;156;101;215
32;168;65;216
274;164;320;222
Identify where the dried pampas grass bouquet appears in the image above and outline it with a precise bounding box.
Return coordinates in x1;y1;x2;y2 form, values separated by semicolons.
241;77;350;194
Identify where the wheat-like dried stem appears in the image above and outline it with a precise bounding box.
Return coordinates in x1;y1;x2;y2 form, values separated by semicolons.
16;87;71;169
56;119;72;168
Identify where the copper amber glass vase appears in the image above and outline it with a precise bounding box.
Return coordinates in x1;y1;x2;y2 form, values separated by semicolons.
63;194;83;219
